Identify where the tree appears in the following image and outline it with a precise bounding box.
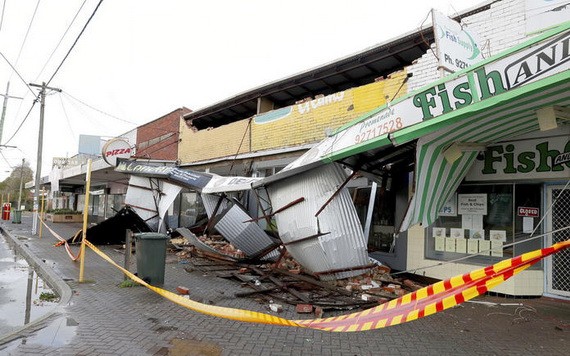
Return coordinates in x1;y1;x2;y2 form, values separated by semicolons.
0;161;34;210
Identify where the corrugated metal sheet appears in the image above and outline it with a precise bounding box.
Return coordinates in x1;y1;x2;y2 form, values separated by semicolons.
202;194;279;261
266;163;369;280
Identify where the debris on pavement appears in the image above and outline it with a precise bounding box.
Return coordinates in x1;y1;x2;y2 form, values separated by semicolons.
175;235;428;318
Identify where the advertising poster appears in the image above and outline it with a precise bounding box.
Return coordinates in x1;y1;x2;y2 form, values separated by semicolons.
458;194;488;215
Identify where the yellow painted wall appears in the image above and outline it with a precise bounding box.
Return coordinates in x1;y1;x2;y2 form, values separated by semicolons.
178;70;408;163
178;119;250;163
251;70;409;152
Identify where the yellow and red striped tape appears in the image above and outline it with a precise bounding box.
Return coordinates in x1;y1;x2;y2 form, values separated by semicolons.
41;219;82;261
79;238;570;332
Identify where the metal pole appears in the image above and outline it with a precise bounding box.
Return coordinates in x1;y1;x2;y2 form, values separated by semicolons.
0;82;10;143
363;181;378;243
0;82;23;144
17;158;24;210
29;82;61;235
79;159;92;282
124;229;132;280
39;189;45;238
24;268;34;325
31;84;45;235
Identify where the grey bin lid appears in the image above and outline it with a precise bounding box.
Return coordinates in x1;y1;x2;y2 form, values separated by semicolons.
133;233;168;240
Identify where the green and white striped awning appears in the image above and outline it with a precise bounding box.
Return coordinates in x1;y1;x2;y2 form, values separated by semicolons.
398;70;570;231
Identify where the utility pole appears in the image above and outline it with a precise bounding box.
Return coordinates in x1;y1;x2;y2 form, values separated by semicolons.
0;82;24;143
29;82;61;235
17;158;25;211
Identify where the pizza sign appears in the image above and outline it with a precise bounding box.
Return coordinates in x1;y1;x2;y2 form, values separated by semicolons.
102;138;133;166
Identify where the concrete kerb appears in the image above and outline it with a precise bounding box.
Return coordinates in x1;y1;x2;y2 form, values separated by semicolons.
0;227;73;345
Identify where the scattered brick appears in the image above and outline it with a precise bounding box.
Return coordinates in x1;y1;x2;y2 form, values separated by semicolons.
176;286;189;295
314;306;324;318
296;304;313;314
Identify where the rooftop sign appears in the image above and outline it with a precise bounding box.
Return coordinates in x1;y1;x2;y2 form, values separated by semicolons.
102;138;133;166
432;9;484;73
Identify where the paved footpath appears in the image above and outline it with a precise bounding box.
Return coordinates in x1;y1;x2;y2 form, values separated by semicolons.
0;212;568;355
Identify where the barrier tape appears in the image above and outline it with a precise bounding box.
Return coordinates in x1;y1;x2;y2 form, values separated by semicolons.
80;238;570;332
41;219;82;261
39;219;570;330
83;240;301;327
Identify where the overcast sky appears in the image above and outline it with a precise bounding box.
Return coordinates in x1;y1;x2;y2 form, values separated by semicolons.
0;0;486;180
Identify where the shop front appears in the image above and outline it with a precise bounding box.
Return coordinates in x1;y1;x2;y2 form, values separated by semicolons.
417;127;570;297
395;24;570;297
274;22;570;296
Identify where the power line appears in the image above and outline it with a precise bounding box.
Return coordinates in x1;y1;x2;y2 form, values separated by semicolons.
9;0;41;81
46;0;104;86
34;0;88;81
0;0;6;33
0;149;14;169
58;94;76;138
4;100;38;145
0;51;36;96
62;91;137;125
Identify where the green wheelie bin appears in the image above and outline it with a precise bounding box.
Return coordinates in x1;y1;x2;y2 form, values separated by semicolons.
134;232;168;285
12;210;22;224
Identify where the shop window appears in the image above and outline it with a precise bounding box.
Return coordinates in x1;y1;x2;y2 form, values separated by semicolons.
426;183;542;268
352;176;398;253
179;192;206;228
105;194;124;219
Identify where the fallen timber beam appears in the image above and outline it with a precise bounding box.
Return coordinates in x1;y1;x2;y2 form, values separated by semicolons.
272;269;353;296
251;267;311;304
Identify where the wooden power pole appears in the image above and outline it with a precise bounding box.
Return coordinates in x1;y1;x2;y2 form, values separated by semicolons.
29;82;61;235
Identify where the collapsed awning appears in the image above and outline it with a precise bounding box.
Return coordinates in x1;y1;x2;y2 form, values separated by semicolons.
261;22;570;232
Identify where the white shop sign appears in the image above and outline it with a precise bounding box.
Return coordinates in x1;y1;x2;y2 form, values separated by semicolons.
458;194;487;215
432;9;485;73
466;129;570;181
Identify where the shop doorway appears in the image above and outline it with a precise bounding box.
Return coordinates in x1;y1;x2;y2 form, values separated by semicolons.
546;185;570;297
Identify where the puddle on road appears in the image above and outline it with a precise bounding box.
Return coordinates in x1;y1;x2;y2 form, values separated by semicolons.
0;316;78;352
167;338;222;356
0;234;58;336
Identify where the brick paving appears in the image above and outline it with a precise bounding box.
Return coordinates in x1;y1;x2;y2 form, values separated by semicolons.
0;212;568;355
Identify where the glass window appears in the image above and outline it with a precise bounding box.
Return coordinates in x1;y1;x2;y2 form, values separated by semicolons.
179;192;206;228
425;183;542;268
352;175;399;253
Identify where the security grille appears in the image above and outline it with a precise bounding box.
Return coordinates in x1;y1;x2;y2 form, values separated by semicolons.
550;188;570;295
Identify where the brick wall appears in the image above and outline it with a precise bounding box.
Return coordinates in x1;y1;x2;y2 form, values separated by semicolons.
251;70;408;152
178;72;409;164
178;119;251;163
135;107;190;160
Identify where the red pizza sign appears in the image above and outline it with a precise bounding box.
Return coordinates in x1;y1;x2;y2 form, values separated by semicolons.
517;207;539;218
102;138;133;166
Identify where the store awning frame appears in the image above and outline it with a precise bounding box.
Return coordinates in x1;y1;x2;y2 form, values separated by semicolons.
399;72;570;231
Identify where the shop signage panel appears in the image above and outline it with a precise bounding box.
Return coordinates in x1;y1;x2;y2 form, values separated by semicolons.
102;138;133;166
466;129;570;181
283;27;570;173
458;194;487;215
438;193;457;216
432;9;485;73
